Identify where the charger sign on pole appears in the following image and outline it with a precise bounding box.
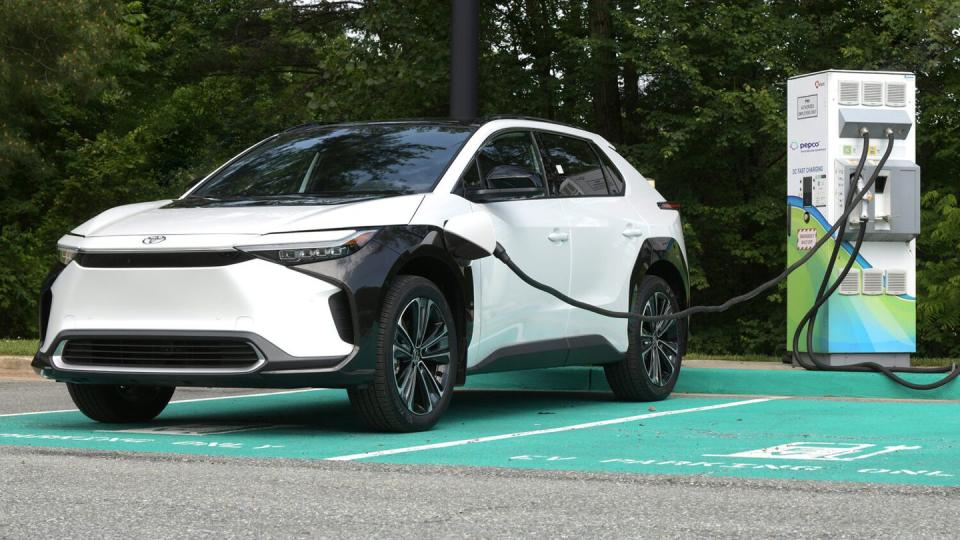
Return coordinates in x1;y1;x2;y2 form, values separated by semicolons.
786;70;920;367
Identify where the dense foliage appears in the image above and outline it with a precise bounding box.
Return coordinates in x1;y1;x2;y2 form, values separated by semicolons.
1;0;958;356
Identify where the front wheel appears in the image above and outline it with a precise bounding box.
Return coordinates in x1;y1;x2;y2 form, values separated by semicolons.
348;276;459;432
66;383;175;423
604;275;685;401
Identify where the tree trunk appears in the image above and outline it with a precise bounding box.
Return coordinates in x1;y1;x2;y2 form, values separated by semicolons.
588;0;622;142
525;0;554;119
622;58;639;142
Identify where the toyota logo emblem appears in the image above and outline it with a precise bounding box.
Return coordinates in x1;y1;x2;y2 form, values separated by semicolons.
142;235;167;245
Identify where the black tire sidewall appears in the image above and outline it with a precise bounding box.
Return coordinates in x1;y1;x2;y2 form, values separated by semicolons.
604;276;687;401
626;275;685;399
377;276;459;431
67;383;174;423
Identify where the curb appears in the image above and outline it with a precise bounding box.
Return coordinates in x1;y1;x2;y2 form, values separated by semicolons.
0;356;37;379
465;365;960;401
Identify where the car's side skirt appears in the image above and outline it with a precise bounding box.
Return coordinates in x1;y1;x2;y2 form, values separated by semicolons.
467;335;623;375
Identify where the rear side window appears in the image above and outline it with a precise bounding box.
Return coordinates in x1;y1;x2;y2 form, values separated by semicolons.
538;133;610;197
595;147;625;195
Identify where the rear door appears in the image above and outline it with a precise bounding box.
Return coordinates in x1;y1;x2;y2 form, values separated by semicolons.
536;131;646;354
464;131;573;369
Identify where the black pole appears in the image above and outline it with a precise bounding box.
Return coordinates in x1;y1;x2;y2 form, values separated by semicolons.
450;0;479;120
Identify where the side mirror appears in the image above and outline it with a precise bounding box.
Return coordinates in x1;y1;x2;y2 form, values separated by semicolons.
443;212;497;260
484;164;541;189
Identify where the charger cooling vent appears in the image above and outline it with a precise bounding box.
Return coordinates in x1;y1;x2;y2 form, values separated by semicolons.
862;81;884;106
886;82;906;107
862;269;884;295
886;269;908;295
839;81;860;105
839;269;861;295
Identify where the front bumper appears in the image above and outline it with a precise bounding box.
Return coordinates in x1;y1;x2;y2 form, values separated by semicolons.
32;339;364;388
36;258;368;387
38;225;472;388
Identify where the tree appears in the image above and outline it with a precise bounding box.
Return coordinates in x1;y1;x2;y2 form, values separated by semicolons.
1;0;958;359
588;0;622;141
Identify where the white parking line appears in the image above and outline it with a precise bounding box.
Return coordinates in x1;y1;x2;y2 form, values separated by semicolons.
326;397;782;461
170;388;324;405
0;388;324;418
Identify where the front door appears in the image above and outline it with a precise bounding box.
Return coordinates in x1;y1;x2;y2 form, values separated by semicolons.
464;131;573;369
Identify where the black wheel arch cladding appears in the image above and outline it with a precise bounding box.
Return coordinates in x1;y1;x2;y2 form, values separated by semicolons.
632;237;689;309
633;238;689;355
291;225;473;384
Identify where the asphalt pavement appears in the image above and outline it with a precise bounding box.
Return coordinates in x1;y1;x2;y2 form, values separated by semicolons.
1;378;958;538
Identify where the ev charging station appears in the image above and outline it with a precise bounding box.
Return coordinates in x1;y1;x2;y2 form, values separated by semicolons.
786;70;920;367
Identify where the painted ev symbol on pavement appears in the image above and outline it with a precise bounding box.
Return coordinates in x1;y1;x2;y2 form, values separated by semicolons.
705;442;921;462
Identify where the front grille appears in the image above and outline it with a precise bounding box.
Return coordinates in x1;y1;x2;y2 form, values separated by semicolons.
74;251;253;268
60;337;261;370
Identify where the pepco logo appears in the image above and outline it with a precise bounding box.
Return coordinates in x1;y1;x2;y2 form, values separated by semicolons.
814;80;825;89
790;140;821;152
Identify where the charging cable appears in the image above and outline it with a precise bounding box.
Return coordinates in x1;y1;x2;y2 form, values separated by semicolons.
492;129;958;390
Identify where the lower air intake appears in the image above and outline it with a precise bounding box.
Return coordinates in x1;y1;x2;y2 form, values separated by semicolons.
60;337;261;370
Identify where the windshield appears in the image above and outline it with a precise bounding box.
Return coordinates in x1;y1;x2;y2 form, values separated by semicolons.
189;123;474;201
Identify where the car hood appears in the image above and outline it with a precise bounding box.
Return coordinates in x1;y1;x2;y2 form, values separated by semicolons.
72;195;426;237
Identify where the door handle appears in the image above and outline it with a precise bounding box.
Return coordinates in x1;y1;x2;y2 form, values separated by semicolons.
622;228;645;238
547;231;570;243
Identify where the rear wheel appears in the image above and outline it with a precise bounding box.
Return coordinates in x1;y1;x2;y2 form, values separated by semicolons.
604;275;684;401
66;383;174;423
348;276;458;432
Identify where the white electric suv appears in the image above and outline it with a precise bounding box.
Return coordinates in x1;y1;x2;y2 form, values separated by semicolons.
36;117;689;432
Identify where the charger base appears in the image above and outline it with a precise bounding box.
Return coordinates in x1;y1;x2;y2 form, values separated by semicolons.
791;352;911;368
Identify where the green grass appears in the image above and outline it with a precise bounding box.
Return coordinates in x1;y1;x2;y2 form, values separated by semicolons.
911;357;958;368
0;339;37;356
688;351;957;368
687;352;783;363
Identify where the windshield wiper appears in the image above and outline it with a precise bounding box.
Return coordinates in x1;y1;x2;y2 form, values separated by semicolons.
304;190;415;197
177;191;414;206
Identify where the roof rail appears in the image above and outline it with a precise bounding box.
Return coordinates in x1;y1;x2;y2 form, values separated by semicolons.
477;115;584;130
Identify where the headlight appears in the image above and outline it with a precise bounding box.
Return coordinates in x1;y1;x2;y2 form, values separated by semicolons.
57;245;78;265
235;230;377;265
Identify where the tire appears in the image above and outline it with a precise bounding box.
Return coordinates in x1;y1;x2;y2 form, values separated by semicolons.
348;275;459;432
604;275;685;401
66;383;175;423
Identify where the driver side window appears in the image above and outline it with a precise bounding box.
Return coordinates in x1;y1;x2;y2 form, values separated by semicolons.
475;131;546;192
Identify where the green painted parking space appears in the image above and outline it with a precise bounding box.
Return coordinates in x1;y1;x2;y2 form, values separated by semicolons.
0;390;745;460
2;384;958;487
370;397;960;486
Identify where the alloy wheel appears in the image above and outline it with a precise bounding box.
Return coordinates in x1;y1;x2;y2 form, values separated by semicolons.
637;289;680;387
392;297;452;415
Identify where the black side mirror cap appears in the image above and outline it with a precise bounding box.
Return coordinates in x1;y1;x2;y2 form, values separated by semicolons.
465;187;544;203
